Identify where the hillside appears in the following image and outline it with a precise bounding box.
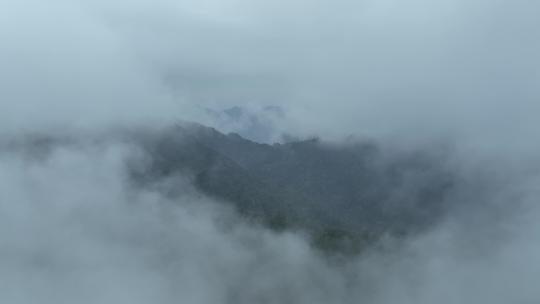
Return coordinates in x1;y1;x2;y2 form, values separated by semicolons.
130;123;456;252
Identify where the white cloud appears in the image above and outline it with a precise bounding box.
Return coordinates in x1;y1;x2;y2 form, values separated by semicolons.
0;1;539;302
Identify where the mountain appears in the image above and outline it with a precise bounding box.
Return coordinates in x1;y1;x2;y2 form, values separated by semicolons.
130;123;456;253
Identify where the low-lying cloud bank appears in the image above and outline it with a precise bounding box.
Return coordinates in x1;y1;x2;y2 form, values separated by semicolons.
0;133;538;303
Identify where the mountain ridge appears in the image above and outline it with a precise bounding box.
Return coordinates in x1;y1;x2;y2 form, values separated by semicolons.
130;122;457;253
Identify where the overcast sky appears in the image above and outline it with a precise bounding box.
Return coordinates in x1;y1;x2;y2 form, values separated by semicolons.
1;0;539;147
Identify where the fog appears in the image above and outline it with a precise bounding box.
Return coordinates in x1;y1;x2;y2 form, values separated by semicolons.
1;0;539;303
0;134;538;304
2;0;539;145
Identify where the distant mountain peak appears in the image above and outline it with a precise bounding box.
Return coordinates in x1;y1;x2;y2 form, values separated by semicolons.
203;105;287;144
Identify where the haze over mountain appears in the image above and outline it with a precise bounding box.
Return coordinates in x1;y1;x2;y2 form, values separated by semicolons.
1;122;512;257
1;0;539;303
132;123;456;248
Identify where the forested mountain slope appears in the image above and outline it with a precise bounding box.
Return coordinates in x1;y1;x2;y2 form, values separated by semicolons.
132;123;457;252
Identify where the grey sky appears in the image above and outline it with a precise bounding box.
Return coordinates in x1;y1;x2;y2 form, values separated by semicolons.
1;0;538;147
